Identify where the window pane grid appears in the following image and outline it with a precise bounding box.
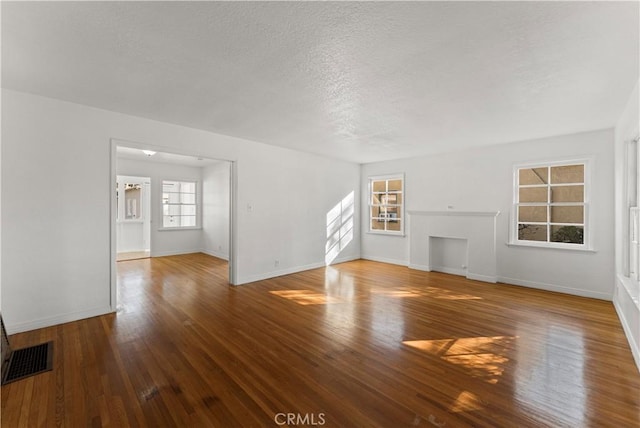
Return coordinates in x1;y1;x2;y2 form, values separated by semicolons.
519;183;584;188
369;176;404;233
516;163;586;245
162;180;198;228
519;203;584;206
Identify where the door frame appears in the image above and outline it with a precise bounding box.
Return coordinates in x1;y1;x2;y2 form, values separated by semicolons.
115;175;151;255
109;138;238;311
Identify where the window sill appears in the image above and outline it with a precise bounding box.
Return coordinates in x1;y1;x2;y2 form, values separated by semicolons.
158;227;202;232
617;275;640;309
366;231;406;237
506;242;596;252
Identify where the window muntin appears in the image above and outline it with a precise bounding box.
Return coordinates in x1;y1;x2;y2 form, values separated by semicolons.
515;162;587;247
369;175;404;234
162;180;197;228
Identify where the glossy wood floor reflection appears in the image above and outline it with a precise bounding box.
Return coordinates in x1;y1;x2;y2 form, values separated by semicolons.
2;254;639;427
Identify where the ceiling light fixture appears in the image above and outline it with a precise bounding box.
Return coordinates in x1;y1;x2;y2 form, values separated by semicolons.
142;150;156;157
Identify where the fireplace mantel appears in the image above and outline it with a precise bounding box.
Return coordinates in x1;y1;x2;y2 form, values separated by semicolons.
407;210;501;283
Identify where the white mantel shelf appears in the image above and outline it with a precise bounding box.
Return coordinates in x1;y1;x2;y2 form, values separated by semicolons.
408;210;500;217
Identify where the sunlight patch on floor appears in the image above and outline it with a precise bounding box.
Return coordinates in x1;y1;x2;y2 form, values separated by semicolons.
371;286;481;300
403;336;516;384
449;390;484;413
270;290;343;305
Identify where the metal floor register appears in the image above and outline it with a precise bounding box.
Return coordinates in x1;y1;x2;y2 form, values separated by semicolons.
1;315;53;385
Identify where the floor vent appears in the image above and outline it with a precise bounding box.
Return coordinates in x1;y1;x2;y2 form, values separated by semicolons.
2;342;53;385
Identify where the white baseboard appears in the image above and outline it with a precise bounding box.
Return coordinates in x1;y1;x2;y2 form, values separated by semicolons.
329;255;361;265
409;264;497;283
613;276;640;373
200;248;229;261
5;305;113;335
238;261;326;285
362;255;409;267
151;249;202;258
467;273;498;283
613;297;640;373
237;255;363;285
497;276;612;300
430;265;467;277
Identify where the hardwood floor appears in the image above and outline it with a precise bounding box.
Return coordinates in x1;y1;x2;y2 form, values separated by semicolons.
117;250;151;262
2;253;639;427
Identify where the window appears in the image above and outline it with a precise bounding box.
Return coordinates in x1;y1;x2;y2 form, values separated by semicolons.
369;174;404;234
513;161;589;248
162;180;197;228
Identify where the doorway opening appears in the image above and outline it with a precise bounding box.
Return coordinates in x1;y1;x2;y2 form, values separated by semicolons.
116;175;151;261
110;140;237;311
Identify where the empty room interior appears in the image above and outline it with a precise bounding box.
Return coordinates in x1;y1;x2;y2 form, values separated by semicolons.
1;2;639;427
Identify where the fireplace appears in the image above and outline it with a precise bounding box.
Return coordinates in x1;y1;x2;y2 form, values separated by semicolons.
408;211;500;283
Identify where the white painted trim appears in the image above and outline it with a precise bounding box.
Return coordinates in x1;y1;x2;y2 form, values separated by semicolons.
613;298;640;373
430;266;467;277
408;213;498;281
409;263;497;283
6;306;113;335
368;172;405;181
467;273;498;283
408;210;500;217
510;157;594;250
367;173;405;235
238;262;326;285
617;273;640;308
235;256;362;285
362;255;409;266
505;242;596;252
109;139;118;312
229;161;238;285
159;178;201;229
408;263;430;271
150;249;204;258
366;231;406;237
328;255;361;266
112;139;238;287
158;227;202;231
201;249;229;261
497;276;612;300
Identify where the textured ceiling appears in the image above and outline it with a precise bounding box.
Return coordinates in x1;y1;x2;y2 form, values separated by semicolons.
2;2;638;163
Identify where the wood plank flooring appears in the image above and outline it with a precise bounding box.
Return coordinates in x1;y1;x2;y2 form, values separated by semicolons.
2;253;639;427
116;251;150;262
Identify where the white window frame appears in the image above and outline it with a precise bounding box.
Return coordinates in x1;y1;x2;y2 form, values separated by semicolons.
623;135;640;305
160;179;201;230
510;158;592;251
368;173;405;236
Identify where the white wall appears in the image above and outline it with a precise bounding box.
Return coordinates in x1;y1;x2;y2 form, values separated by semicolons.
202;161;230;260
614;78;640;371
117;158;203;257
1;89;361;333
362;128;615;300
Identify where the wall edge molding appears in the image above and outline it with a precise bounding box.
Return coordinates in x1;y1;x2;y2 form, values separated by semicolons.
5;306;113;335
498;276;612;300
362;255;409;267
613;298;640;373
200;248;230;261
